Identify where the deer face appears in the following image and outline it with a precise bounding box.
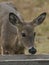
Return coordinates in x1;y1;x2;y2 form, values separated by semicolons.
9;12;46;54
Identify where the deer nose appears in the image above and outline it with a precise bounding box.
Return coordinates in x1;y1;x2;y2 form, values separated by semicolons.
29;47;36;54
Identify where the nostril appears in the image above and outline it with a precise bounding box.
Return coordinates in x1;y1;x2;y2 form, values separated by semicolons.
29;47;36;54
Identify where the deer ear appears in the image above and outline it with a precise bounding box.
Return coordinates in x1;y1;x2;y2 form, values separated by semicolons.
31;12;46;26
9;12;23;25
9;13;17;25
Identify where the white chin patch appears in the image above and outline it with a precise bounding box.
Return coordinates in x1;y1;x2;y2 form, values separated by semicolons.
24;48;31;55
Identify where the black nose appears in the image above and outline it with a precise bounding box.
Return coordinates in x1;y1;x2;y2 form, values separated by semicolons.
29;47;36;54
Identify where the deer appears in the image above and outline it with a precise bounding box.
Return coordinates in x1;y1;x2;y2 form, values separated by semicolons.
0;2;46;55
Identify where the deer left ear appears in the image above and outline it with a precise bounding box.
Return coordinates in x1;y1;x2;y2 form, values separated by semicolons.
31;12;47;26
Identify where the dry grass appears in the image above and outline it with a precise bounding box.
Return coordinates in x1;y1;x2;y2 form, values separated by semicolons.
0;0;49;54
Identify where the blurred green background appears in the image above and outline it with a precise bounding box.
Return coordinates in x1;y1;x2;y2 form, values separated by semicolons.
0;0;49;54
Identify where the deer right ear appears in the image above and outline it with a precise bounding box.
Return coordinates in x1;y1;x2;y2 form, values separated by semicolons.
9;12;23;25
30;12;47;26
9;12;18;25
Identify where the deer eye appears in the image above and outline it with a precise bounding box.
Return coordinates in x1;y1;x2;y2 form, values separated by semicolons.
22;32;26;37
